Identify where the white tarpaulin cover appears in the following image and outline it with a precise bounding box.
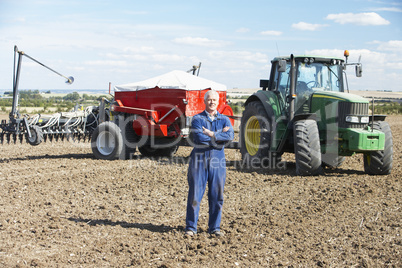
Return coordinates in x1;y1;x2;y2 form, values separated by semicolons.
114;70;227;92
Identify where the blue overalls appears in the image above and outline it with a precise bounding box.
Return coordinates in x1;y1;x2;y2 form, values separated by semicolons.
185;110;234;233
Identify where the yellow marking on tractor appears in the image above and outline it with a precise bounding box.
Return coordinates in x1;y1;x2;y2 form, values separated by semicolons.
312;94;346;101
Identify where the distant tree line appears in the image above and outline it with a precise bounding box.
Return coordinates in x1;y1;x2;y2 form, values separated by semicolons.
229;102;245;115
0;90;112;113
371;102;402;115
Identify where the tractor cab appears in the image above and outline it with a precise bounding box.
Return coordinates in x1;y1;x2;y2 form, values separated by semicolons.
265;56;345;116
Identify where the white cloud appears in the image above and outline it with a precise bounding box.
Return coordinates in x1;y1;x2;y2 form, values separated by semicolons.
236;27;250;33
173;37;228;47
123;46;155;54
292;22;329;31
208;50;268;64
151;54;186;62
260;30;282;36
376;40;402;52
326;12;390;26
367;7;402;12
8;17;26;23
84;60;128;67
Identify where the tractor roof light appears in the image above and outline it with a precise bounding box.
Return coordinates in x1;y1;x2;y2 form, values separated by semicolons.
331;59;339;65
303;57;314;64
344;50;350;65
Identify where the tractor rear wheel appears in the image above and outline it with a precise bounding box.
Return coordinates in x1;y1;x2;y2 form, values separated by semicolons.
364;121;393;175
122;116;138;160
293;119;322;176
138;144;178;158
91;121;123;160
240;101;274;168
26;125;43;146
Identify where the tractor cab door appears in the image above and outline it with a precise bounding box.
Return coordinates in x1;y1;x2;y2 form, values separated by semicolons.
294;62;317;114
271;61;291;116
271;60;315;116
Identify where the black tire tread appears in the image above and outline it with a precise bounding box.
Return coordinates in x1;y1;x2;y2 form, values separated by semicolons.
122;117;138;160
138;144;178;158
26;125;43;146
294;119;322;176
364;121;393;175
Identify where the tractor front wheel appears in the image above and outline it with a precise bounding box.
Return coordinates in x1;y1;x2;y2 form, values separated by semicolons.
364;121;393;175
294;119;322;176
240;101;273;168
91;121;123;160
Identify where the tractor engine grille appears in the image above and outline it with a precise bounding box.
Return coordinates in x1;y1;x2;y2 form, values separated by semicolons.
338;102;369;128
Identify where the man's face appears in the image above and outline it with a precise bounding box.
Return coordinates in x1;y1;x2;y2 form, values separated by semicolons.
205;92;219;114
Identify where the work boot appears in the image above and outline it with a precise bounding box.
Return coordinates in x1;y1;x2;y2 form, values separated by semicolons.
184;230;195;237
210;230;224;237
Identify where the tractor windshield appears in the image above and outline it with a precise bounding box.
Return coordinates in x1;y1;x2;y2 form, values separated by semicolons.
296;62;342;93
272;59;344;115
295;61;343;114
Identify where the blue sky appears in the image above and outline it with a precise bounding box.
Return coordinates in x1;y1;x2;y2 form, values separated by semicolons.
0;0;401;92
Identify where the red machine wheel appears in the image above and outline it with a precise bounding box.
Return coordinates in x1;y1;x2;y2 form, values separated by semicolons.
138;144;178;158
91;121;123;160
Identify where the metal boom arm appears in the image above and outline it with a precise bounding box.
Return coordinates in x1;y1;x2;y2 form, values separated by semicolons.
9;45;74;120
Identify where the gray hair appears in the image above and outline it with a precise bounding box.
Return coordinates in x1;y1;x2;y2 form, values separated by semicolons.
204;90;219;101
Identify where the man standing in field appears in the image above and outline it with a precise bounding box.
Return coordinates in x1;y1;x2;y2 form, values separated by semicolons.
185;90;234;237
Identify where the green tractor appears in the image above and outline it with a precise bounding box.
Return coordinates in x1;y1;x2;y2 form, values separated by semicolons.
240;51;393;176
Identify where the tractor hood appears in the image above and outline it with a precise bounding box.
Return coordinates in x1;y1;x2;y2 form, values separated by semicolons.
311;91;369;103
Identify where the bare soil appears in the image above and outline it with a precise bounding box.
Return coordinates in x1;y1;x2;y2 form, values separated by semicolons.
0;115;400;267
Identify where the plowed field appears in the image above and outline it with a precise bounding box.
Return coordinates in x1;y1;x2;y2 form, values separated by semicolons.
0;115;400;267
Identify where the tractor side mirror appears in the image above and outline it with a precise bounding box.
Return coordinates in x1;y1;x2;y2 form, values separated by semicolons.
260;79;269;90
278;60;286;72
355;64;362;77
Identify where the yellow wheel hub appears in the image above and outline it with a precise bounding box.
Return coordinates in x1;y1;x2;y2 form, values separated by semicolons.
244;116;261;156
366;154;371;166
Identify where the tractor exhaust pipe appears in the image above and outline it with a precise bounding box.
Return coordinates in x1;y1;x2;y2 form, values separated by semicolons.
289;54;296;121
